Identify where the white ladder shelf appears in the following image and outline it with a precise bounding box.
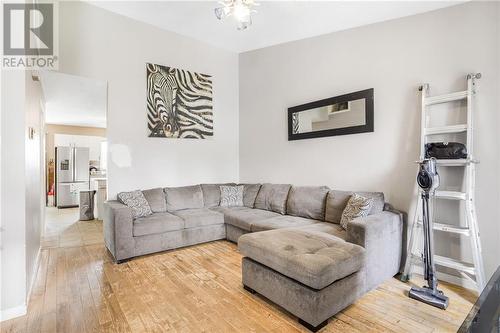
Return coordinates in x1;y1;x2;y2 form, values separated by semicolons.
401;73;486;292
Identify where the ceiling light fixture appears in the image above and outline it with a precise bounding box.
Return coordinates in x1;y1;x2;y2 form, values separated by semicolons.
214;0;258;31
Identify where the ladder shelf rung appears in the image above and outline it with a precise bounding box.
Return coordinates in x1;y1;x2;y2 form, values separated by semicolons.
435;255;476;275
425;91;468;106
435;159;476;166
433;190;467;200
425;124;468;135
417;220;471;236
411;254;476;276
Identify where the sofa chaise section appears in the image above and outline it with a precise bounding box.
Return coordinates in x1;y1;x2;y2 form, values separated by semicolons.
239;228;366;331
238;207;403;330
239;228;365;290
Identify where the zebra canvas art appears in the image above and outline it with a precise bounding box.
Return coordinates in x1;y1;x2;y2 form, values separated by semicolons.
147;63;213;138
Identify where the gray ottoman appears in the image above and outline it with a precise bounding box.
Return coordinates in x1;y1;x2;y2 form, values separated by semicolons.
238;229;366;331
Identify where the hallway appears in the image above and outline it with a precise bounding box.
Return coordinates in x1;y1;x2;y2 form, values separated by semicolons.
42;207;103;249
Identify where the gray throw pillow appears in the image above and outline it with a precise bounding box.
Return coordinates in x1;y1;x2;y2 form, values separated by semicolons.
117;190;153;219
340;193;373;230
220;185;244;207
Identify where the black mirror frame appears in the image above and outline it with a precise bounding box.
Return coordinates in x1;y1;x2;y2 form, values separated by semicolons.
287;88;374;141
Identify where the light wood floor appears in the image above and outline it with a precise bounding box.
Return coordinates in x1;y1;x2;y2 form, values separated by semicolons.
41;207;103;248
2;218;477;333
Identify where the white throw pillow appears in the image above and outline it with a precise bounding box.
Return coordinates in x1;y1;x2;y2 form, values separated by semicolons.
219;185;244;207
340;193;373;230
117;190;153;219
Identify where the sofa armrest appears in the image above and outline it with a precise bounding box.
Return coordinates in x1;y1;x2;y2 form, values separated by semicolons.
103;200;135;262
346;210;403;291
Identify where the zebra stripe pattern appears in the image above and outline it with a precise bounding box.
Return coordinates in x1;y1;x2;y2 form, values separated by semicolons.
147;63;213;139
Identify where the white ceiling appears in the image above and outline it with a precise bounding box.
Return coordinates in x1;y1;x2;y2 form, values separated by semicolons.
40;71;107;128
89;1;463;53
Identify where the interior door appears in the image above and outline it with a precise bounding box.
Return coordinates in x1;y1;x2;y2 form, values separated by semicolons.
56;146;73;183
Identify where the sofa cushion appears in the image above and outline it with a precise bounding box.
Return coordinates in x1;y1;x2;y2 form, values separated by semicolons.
171;208;224;228
142;188;167;213
241;184;262;208
209;206;248;214
117;190;153;219
239;229;365;290
325;190;385;224
220;185;244;207
133;212;184;237
224;208;281;231
293;222;347;240
200;183;236;208
164;185;204;211
286;186;329;220
254;183;291;215
250;215;318;232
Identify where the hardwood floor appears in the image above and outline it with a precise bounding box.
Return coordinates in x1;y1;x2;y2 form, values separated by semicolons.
1;221;477;333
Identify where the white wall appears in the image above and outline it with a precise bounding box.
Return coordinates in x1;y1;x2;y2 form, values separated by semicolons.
0;71;44;326
58;1;239;199
239;2;500;280
54;134;106;161
1;70;44;321
1;71;28;320
24;71;43;308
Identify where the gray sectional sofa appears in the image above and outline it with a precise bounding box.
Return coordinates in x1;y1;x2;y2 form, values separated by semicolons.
104;183;404;331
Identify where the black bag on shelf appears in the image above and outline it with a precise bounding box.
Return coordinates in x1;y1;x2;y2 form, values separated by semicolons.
425;142;467;159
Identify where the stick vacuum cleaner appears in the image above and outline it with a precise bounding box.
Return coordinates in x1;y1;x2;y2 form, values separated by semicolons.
408;158;449;309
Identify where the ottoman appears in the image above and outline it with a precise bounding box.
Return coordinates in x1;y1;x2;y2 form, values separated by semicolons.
238;229;366;331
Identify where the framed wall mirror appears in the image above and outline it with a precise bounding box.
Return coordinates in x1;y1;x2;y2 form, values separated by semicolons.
288;88;374;141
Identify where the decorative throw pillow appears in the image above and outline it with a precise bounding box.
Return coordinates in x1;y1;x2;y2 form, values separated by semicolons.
117;190;153;219
340;193;373;230
219;185;244;207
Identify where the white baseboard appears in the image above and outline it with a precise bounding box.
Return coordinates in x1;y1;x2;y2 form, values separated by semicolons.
411;266;478;292
27;247;42;304
0;304;27;322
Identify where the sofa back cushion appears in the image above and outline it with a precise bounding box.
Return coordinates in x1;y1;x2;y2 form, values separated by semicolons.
240;184;262;208
200;183;236;208
164;185;204;211
286;186;330;220
142;188;167;213
254;183;291;215
325;190;385;224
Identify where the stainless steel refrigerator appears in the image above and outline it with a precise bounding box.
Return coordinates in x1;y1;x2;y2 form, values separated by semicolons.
55;146;90;208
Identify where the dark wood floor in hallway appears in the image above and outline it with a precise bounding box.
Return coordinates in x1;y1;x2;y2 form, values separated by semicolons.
1;221;477;333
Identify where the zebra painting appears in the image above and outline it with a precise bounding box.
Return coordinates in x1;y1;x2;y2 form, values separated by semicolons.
147;63;213;138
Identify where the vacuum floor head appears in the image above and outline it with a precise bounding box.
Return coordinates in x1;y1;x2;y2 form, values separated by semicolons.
409;286;449;309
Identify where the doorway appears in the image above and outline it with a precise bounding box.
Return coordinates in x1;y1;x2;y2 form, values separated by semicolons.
39;71;107;248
